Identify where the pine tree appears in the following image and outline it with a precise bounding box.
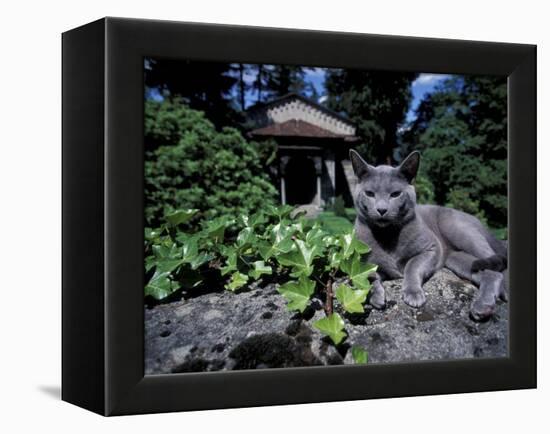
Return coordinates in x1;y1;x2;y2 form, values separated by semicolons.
325;70;417;164
402;76;507;228
264;65;307;98
145;58;239;127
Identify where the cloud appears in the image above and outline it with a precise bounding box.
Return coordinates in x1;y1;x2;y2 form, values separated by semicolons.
306;67;327;78
413;73;451;86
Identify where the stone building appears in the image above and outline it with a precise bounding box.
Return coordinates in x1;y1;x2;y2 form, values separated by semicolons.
247;93;360;211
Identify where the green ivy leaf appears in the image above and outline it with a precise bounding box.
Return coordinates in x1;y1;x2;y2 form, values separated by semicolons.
335;284;369;313
181;237;199;261
144;227;162;241
165;209;198;226
313;313;347;345
236;227;256;250
327;250;343;271
225;271;249;292
271;222;296;246
145;255;156;273
220;248;238;276
145;271;177;300
153;241;178;259
277;239;320;278
338;232;370;259
188;252;213;270
203;216;234;243
156;258;185;273
305;224;327;249
257;224;295;260
326;231;370;271
340;253;377;291
351;346;368;364
249;260;272;280
265;204;295;221
238;212;266;229
277;277;315;313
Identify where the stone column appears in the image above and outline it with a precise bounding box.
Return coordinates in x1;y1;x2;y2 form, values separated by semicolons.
312;156;323;207
280;156;290;205
324;150;336;204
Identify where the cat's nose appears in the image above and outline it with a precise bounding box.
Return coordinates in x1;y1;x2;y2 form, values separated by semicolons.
377;208;388;216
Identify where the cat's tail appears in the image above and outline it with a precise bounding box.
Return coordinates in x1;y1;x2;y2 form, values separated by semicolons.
471;254;507;273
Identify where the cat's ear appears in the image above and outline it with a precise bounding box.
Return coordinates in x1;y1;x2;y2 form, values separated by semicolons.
398;151;420;183
349;149;373;179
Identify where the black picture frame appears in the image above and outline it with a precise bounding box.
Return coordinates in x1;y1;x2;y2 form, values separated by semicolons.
62;17;536;416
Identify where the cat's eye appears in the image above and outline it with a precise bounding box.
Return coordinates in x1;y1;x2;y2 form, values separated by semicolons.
364;191;375;198
390;191;402;198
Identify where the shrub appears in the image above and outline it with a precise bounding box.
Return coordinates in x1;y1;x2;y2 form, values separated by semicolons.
145;98;278;227
445;188;487;225
414;173;435;204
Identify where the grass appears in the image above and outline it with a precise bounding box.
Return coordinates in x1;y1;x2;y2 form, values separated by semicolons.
315;209;355;235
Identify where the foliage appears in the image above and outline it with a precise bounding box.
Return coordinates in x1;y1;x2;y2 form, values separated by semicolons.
313;313;347;345
264;65;307;99
335;284;369;314
145;206;375;358
414;173;436;205
326;196;348;218
445;188;487;225
144;58;240;128
306;201;357;241
351;346;368;364
402;76;507;228
144;98;278;227
325;70;418;164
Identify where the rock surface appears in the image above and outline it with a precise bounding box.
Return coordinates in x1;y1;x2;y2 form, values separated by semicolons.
145;269;508;374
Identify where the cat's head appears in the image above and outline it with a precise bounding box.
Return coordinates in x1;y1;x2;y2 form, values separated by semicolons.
350;150;420;228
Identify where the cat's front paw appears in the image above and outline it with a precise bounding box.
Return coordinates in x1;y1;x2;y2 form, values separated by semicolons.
403;287;426;308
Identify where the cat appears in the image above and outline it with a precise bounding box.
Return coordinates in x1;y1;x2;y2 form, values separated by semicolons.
350;149;508;321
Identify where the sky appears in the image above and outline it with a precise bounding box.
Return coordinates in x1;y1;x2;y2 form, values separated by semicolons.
406;73;452;122
300;69;452;123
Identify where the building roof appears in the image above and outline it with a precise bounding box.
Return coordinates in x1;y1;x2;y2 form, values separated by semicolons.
250;93;355;126
247;93;358;140
249;119;359;141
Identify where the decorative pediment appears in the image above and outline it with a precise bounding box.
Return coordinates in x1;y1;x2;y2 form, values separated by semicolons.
248;93;357;138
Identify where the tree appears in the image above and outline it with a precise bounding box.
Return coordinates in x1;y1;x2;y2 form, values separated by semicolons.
264;65;307;99
145;98;278;227
304;80;320;102
144;58;240;127
325;70;418;164
402;76;507;228
252;64;268;102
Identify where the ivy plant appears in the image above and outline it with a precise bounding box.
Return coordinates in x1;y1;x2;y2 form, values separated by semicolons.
144;205;377;362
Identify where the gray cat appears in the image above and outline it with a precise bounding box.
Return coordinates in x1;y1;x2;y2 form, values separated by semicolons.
350;149;508;321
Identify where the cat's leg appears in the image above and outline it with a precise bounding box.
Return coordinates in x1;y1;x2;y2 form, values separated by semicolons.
470;270;504;321
402;250;438;308
445;251;506;320
368;272;386;309
440;214;506;272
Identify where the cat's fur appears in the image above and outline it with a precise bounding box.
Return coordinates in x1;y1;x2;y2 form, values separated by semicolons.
350;149;508;321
